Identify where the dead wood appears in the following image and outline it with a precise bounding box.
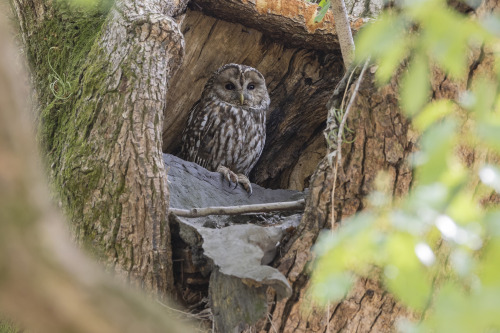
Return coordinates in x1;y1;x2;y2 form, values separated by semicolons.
170;199;305;217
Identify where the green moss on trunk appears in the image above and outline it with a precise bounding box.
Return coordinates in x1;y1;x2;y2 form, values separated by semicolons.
28;3;109;152
24;2;112;253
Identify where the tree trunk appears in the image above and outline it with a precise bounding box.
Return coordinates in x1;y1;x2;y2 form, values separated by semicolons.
257;74;418;331
12;0;189;296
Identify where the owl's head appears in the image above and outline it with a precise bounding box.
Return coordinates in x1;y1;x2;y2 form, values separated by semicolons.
203;64;270;109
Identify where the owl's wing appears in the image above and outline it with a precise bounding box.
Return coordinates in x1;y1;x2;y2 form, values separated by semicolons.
179;101;202;160
180;99;221;170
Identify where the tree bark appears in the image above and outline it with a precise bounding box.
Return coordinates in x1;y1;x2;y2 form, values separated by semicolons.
253;73;417;332
190;0;365;52
0;10;189;333
11;0;187;296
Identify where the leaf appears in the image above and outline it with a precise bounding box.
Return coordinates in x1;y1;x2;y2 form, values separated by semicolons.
310;272;353;304
318;0;329;7
479;165;500;193
476;123;500;153
355;13;408;63
469;78;497;119
417;7;485;79
314;1;331;23
383;233;432;310
400;53;430;116
415;119;457;184
412;100;454;132
375;35;411;83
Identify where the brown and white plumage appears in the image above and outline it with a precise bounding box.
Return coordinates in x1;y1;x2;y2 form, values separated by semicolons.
179;63;269;192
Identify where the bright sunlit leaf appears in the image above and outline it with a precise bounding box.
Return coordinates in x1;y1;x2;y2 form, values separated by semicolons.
412;100;454;131
355;13;408;63
479;165;500;193
415;119;456;184
400;53;430;115
415;242;435;266
384;233;432;310
314;1;331;23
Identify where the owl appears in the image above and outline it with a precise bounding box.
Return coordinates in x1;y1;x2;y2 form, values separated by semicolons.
179;63;270;193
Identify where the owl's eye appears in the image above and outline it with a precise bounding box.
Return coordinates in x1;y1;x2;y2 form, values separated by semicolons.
225;83;236;90
247;84;255;90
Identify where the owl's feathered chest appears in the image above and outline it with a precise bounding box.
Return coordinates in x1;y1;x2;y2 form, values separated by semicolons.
180;98;266;175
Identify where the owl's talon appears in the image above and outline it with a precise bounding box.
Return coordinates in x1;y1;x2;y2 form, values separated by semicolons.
217;165;253;194
236;173;253;195
217;165;238;185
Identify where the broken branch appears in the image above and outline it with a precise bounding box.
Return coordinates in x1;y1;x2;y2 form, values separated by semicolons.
170;199;306;217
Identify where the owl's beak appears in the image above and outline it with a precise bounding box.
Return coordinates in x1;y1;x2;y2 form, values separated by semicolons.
240;93;244;105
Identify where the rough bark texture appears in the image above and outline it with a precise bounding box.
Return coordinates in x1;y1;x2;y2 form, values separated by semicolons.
191;0;367;52
255;74;415;332
0;11;190;333
12;0;188;296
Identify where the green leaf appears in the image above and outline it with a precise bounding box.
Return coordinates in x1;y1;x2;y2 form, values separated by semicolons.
415;119;457;184
424;285;500;332
383;233;432;310
355;13;408;63
412;100;454;132
469;78;497;119
375;35;411;83
418;8;484;79
400;53;430;116
479;165;500;193
314;1;331;23
310;272;353;304
476;123;500;152
318;0;329;7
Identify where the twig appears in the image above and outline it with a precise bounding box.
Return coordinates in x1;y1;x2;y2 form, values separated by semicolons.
267;312;278;333
330;59;370;231
169;199;305;218
330;0;355;68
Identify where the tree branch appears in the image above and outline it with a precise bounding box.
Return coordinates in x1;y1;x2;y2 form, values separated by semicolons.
170;199;306;217
191;0;364;52
331;0;356;68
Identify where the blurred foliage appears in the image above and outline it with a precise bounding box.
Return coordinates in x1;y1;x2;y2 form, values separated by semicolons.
0;320;21;333
56;0;113;11
311;0;500;331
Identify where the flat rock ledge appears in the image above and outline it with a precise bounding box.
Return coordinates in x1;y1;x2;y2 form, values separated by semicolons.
164;154;305;331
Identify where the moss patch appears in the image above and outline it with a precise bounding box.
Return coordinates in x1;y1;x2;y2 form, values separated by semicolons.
28;2;110;153
23;1;115;252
